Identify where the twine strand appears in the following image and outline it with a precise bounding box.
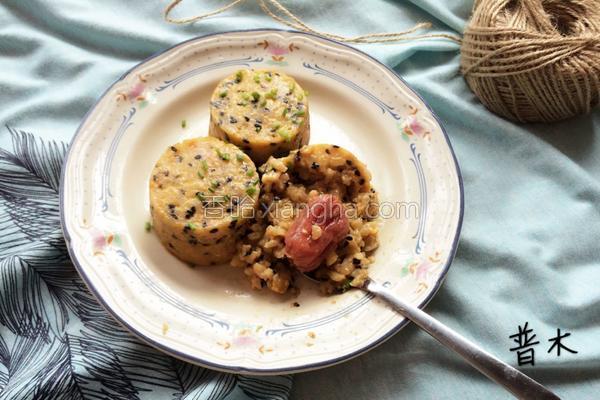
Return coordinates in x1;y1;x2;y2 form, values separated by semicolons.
163;0;462;44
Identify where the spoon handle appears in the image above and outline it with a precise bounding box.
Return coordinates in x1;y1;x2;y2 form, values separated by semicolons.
365;280;560;400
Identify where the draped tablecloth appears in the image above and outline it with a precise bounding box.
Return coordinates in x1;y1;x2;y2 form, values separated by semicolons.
1;1;598;399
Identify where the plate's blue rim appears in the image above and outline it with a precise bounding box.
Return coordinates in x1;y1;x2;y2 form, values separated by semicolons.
59;28;464;375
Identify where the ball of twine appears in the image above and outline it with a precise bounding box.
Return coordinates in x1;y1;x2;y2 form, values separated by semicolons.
460;0;600;123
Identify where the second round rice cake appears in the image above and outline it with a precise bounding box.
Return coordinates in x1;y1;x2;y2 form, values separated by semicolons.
149;136;260;266
209;69;310;165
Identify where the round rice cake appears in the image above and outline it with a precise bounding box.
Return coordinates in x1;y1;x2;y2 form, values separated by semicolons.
149;136;260;266
209;69;310;165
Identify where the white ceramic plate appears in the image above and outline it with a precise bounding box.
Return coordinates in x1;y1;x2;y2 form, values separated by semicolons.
60;29;463;374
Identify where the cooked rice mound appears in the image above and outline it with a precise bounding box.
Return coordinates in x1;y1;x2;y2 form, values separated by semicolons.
230;144;379;294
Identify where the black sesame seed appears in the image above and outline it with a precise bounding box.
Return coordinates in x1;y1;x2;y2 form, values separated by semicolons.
168;243;175;249
333;145;340;148
170;146;177;152
229;116;238;124
269;142;277;146
194;154;202;160
346;235;353;241
202;221;208;227
354;169;361;177
188;238;198;245
229;220;237;229
359;178;366;185
352;257;361;265
152;175;158;181
244;116;250;122
293;302;300;307
185;206;196;219
226;176;233;183
168;204;175;209
346;160;353;166
210;228;218;233
311;162;320;169
243;138;250;144
325;149;330;154
176;155;183;163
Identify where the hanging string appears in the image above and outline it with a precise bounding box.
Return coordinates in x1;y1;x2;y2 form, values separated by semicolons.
164;0;462;44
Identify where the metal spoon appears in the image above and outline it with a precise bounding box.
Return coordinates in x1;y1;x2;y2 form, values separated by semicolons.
304;275;560;399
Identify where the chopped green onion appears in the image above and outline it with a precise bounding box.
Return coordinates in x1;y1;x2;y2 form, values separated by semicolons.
265;88;278;100
341;279;352;292
289;83;295;93
211;180;219;189
223;194;231;202
208;187;215;193
216;149;230;161
219;90;228;98
201;160;209;172
294;110;306;117
236;153;245;162
277;128;291;143
246;170;255;177
282;108;288;117
271;123;281;131
197;171;204;178
185;222;196;230
241;93;250;101
253;73;260;83
196;192;205;201
265;74;272;82
144;221;152;232
251;91;260;102
181;119;187;128
260;99;267;107
235;70;243;83
245;186;257;196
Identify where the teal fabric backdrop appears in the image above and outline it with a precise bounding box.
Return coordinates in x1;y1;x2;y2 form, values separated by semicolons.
1;1;599;399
